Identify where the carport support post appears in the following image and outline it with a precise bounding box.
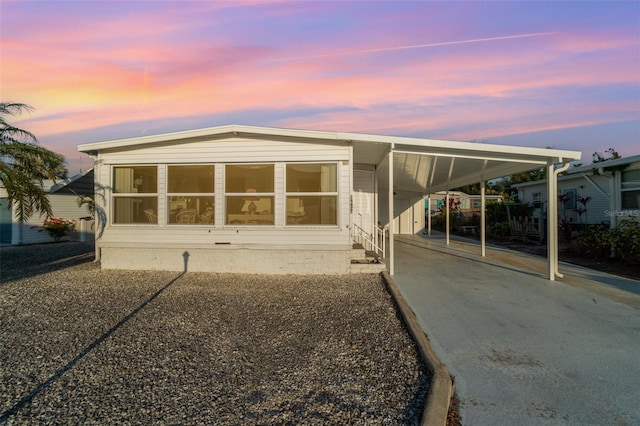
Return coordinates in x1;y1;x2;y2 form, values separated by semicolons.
547;163;557;280
547;162;570;280
427;196;432;236
445;190;450;245
481;180;486;257
388;147;395;275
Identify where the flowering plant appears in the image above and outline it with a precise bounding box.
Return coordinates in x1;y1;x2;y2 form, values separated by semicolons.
42;217;76;242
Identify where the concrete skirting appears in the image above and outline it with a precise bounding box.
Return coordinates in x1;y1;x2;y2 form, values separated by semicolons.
99;246;353;274
382;271;453;426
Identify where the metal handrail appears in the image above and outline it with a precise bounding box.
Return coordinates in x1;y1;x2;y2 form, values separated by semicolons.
351;221;385;258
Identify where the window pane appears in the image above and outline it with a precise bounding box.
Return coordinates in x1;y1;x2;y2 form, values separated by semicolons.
226;196;274;225
113;166;157;193
114;197;158;224
286;163;337;192
286;196;337;225
622;190;640;209
622;169;640;190
168;165;214;193
225;164;274;193
168;196;214;224
561;189;576;210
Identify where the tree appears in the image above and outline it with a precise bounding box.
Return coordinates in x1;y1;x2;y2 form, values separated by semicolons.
509;167;547;184
0;102;67;222
592;147;626;174
592;147;621;164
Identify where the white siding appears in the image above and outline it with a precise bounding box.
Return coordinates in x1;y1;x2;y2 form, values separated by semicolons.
100;137;347;163
517;175;613;226
379;191;423;235
14;194;94;245
95;138;352;252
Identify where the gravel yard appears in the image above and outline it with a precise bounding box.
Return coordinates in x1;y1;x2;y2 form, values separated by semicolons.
0;242;429;424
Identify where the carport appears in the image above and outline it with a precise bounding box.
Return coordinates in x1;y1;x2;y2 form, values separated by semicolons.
348;134;581;280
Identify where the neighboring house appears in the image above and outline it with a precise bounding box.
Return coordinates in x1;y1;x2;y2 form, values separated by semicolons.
0;169;95;245
78;125;580;276
428;191;503;212
515;154;640;228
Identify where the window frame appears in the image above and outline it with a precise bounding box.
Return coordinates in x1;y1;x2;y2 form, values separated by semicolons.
621;167;640;210
561;188;577;210
224;163;276;226
111;165;159;225
166;164;216;226
532;191;542;209
285;162;339;226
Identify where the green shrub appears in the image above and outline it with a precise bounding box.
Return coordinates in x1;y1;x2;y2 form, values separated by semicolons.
486;201;508;223
611;220;640;264
573;224;611;259
488;222;511;239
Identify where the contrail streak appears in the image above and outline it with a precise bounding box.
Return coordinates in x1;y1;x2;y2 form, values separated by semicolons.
266;32;557;62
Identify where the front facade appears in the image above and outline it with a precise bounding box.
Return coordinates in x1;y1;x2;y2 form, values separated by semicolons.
84;133;355;274
79;125;581;277
0;169;95;245
515;155;640;228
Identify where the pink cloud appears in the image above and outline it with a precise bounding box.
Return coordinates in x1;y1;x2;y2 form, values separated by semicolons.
3;0;637;171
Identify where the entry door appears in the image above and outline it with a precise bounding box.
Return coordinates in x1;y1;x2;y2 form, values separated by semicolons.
353;170;375;237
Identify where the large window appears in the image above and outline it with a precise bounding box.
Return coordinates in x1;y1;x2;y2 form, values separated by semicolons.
621;168;640;210
167;165;215;224
225;164;275;225
112;166;158;224
286;163;337;225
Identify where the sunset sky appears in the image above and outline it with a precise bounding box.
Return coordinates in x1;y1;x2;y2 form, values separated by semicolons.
2;0;639;175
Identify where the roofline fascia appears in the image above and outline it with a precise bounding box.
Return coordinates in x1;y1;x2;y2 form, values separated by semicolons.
566;154;640;174
512;173;588;189
77;124;582;163
49;168;94;193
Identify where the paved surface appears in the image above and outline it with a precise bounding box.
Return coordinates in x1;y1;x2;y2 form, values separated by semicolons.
392;234;640;425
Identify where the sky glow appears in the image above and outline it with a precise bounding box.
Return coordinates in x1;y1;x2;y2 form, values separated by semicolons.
1;0;639;175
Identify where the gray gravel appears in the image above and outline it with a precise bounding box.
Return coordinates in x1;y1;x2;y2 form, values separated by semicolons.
0;242;429;425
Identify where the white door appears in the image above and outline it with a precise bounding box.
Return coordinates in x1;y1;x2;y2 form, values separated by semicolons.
353;170;375;237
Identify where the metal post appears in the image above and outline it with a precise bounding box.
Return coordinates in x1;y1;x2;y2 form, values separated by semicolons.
547;163;556;281
445;190;450;245
481;180;486;257
548;162;570;280
388;148;395;275
427;196;432;236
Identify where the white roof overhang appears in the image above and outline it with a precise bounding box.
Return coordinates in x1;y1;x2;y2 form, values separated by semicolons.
566;154;640;175
78;124;582;194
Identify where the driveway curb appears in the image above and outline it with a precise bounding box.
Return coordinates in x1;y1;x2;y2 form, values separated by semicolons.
382;271;453;426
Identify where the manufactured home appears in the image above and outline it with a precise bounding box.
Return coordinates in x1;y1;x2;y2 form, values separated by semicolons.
78;125;581;278
0;169;95;245
515;154;640;228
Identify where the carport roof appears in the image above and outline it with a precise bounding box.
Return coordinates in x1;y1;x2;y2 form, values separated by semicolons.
78;124;582;194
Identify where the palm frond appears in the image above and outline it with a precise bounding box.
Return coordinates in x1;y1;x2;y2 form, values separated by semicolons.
0;101;64;221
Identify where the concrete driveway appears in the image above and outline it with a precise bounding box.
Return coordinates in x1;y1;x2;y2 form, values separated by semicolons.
392;234;640;425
